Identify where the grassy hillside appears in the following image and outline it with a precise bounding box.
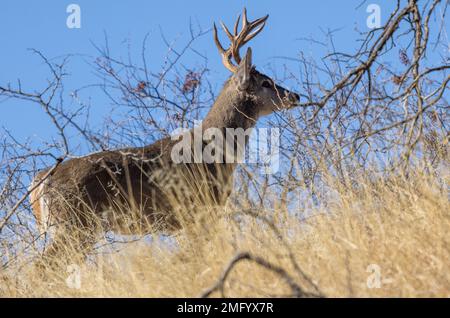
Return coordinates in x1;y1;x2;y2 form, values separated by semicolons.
1;162;448;297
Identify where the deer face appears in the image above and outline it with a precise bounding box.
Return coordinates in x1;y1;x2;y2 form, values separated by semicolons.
214;8;300;119
231;48;300;117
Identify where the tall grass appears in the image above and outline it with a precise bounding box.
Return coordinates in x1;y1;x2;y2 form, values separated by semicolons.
1;162;449;297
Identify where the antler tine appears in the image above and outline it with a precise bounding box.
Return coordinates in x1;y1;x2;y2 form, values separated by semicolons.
213;23;225;54
242;7;248;30
242;20;267;46
242;15;268;40
220;21;234;41
213;22;237;73
233;14;241;36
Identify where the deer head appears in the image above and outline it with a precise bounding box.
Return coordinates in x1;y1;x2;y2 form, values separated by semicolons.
212;8;300;122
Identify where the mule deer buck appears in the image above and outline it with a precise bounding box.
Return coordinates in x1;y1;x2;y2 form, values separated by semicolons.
30;8;300;262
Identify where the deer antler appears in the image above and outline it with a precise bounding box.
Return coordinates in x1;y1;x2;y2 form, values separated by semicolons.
213;8;269;73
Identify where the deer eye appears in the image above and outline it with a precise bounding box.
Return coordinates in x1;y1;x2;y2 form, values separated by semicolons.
261;80;272;88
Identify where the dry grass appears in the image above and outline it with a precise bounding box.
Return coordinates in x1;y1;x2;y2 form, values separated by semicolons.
1;164;449;297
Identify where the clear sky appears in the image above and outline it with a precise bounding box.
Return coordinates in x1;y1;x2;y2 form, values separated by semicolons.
0;0;414;148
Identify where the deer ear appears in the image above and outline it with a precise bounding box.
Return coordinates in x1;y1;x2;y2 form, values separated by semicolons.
235;47;253;90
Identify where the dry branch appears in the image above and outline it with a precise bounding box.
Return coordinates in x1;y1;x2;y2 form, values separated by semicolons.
200;251;324;298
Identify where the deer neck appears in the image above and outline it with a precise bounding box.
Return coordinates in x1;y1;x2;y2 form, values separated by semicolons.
202;85;258;132
191;82;259;165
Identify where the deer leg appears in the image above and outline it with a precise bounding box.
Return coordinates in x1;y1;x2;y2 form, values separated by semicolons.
35;222;98;272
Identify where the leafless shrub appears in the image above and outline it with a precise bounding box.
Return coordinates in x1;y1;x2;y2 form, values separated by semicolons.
0;0;448;296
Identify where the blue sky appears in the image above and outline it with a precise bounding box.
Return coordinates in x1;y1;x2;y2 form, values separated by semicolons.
0;0;408;148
